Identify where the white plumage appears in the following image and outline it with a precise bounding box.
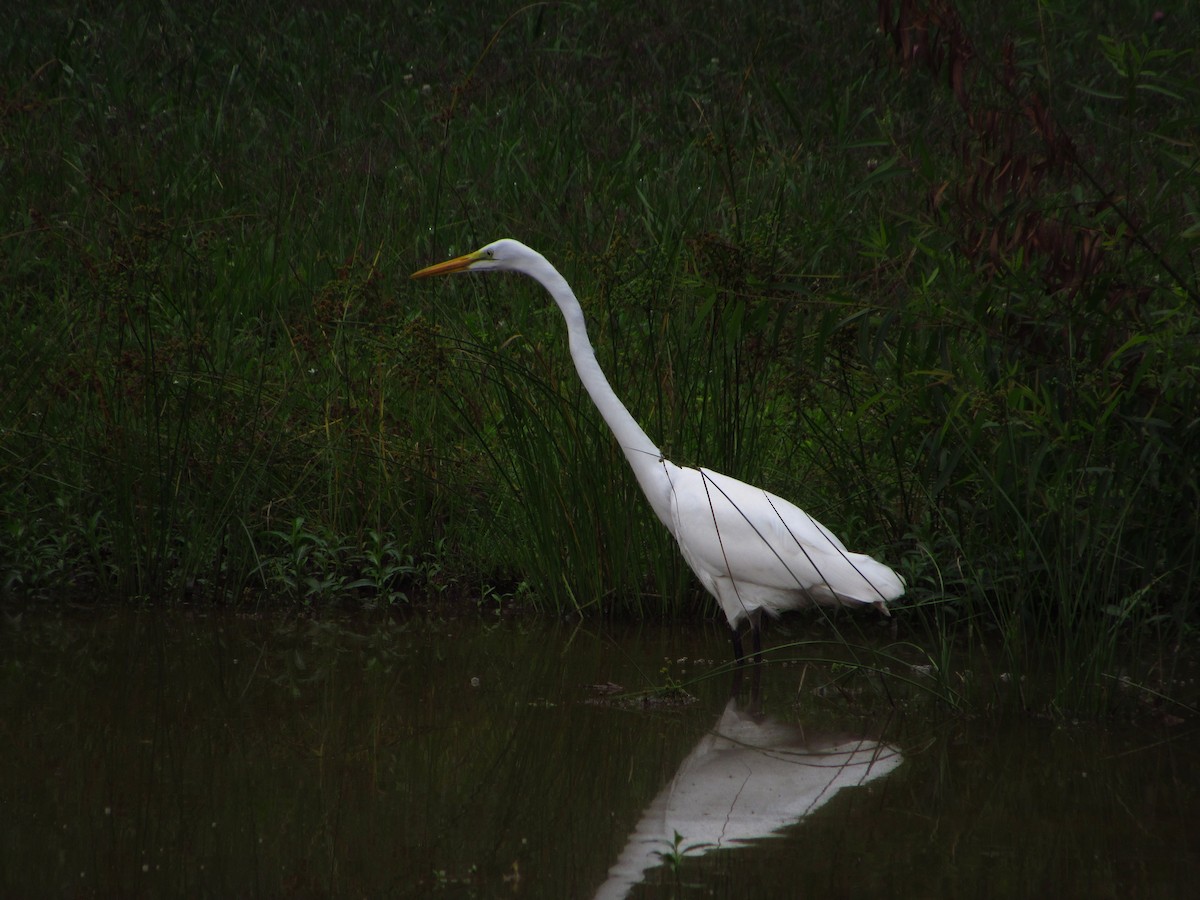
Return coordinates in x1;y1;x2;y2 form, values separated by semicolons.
413;239;905;659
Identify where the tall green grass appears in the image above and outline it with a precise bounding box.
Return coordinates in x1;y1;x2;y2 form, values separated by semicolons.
1;1;1197;714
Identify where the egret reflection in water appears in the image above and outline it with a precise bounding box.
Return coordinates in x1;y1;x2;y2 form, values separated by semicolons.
594;680;902;899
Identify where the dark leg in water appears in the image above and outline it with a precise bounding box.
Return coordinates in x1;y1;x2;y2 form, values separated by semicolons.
731;626;746;663
730;653;764;704
750;609;763;664
731;611;765;665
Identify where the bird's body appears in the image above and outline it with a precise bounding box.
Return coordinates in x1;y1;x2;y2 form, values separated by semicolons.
413;239;904;660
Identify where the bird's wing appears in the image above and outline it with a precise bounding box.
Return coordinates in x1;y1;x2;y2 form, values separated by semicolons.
667;467;845;588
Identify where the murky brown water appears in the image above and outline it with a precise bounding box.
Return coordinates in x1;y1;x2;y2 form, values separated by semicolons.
1;608;1196;898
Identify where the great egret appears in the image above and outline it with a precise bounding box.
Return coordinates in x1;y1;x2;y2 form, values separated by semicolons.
412;239;904;661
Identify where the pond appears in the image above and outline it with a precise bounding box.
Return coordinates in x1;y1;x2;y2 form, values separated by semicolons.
0;607;1196;898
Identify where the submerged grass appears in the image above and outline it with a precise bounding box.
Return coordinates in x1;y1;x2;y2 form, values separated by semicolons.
2;1;1198;715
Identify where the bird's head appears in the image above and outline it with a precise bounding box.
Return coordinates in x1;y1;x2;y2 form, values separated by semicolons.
411;239;535;279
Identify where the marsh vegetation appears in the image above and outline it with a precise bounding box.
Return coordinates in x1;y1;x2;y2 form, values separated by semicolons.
2;1;1198;715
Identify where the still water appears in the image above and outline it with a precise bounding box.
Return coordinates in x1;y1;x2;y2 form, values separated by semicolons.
1;608;1196;898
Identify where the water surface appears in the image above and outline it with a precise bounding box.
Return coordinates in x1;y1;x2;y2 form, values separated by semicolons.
1;608;1196;897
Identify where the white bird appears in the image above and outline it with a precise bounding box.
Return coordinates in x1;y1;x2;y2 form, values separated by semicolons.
412;239;905;661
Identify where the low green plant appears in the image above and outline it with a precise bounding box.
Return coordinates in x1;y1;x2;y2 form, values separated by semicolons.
254;517;417;607
654;830;714;881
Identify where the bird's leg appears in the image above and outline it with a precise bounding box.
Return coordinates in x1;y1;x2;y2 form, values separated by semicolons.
750;609;764;665
731;626;746;665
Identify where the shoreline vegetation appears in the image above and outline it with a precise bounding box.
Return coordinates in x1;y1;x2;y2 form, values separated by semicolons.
3;1;1197;716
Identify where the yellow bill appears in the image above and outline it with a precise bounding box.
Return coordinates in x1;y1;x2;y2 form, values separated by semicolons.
410;250;482;279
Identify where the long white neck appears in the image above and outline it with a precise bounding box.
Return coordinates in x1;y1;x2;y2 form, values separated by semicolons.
520;252;676;531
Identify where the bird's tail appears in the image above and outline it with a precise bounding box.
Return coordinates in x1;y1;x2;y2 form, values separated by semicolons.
840;552;905;609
